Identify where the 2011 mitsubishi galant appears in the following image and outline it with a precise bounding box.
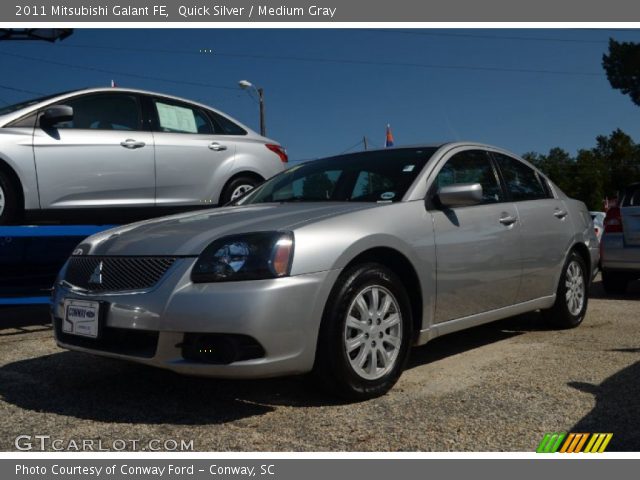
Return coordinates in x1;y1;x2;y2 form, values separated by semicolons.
0;87;287;224
51;143;599;399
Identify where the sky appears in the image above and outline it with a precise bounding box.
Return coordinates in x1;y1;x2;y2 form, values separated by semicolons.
0;28;639;161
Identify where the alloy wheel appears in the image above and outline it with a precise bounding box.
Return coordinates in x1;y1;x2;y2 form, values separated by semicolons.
565;260;585;316
230;184;254;201
343;285;403;380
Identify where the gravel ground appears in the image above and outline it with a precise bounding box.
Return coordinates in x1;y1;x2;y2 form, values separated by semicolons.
1;276;638;452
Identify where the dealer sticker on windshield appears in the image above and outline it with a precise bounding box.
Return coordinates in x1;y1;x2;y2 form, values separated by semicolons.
380;192;396;200
63;299;100;338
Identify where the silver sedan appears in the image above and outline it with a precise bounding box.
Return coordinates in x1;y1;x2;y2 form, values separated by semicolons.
0;87;287;224
51;143;599;399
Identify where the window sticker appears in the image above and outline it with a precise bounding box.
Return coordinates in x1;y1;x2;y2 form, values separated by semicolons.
403;165;415;172
156;102;197;133
380;192;396;200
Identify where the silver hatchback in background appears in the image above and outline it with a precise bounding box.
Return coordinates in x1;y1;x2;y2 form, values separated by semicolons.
51;143;599;399
0;87;287;224
600;183;640;293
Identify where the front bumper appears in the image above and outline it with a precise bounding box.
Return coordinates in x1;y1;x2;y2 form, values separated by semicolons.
51;257;341;378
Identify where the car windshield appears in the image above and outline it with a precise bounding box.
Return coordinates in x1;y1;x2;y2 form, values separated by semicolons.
0;90;78;116
237;147;438;205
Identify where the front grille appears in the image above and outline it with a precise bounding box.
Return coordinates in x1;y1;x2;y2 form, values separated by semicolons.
64;256;177;292
54;317;159;358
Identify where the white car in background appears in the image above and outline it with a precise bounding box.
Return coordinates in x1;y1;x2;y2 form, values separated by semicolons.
0;87;288;224
590;211;606;242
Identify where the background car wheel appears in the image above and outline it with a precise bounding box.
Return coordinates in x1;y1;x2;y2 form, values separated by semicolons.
314;263;413;400
602;270;629;295
220;176;261;205
542;251;588;329
0;170;20;225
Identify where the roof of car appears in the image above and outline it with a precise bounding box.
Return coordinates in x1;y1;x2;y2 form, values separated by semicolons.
0;87;261;138
334;142;522;158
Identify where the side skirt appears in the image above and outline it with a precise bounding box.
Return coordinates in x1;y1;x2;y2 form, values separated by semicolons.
415;295;556;346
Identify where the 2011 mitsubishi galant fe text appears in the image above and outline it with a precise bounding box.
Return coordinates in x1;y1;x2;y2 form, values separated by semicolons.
51;143;599;399
0;87;287;224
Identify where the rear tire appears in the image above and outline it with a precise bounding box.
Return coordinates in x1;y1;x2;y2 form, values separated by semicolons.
542;251;588;329
313;263;413;401
0;170;20;225
220;176;261;205
602;270;629;295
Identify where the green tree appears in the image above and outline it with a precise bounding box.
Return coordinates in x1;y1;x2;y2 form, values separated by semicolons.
602;39;640;106
525;130;640;210
591;129;640;198
574;149;605;211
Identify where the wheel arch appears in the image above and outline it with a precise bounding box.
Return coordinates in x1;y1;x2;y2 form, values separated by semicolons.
219;170;265;204
0;156;25;211
340;247;424;343
552;241;592;294
571;242;592;277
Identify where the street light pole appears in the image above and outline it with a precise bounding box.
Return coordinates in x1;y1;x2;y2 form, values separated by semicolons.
257;87;265;137
239;80;266;137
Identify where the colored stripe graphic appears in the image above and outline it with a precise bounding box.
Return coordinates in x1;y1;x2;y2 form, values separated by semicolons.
559;433;574;453
585;433;613;453
538;433;613;453
537;433;566;453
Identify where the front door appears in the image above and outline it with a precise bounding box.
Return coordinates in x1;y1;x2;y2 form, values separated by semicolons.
430;149;522;323
33;92;155;209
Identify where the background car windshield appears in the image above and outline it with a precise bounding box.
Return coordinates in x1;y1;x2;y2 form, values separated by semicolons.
238;148;438;204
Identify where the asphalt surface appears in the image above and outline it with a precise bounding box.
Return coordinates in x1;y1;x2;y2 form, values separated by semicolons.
1;276;638;452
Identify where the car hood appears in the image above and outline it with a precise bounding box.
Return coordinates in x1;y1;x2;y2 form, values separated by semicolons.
78;203;379;256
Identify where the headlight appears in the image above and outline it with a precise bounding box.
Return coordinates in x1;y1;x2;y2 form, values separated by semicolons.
191;231;294;283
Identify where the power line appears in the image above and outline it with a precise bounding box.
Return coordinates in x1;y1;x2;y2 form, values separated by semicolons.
367;29;640;44
212;52;602;76
338;139;366;155
367;29;608;44
0;50;239;91
2;43;604;77
0;83;45;95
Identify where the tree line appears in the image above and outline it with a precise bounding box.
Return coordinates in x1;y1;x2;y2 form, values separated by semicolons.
523;129;640;211
523;38;640;211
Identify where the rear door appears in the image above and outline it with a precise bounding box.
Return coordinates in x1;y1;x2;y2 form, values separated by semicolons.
492;152;574;302
147;96;237;207
33;92;155;209
429;148;522;323
620;185;640;246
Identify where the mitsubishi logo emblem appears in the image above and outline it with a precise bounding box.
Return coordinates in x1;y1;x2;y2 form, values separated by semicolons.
89;261;103;285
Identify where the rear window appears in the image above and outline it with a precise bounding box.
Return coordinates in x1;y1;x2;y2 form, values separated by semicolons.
208;110;247;135
621;186;640;207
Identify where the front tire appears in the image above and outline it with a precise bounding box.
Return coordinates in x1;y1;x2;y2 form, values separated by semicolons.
543;251;588;329
0;170;20;225
314;263;413;400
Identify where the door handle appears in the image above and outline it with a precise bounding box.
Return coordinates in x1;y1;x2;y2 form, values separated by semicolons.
499;215;517;226
120;139;146;149
554;209;568;219
209;142;227;151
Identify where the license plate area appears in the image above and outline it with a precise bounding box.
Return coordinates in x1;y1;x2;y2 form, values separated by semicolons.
62;299;103;339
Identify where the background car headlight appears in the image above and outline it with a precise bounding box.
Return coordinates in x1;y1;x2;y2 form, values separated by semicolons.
191;232;294;283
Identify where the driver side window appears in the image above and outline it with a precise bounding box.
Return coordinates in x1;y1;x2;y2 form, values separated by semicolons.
435;150;504;204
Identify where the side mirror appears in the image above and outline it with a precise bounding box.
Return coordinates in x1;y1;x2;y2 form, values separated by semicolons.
436;183;483;208
41;105;73;126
